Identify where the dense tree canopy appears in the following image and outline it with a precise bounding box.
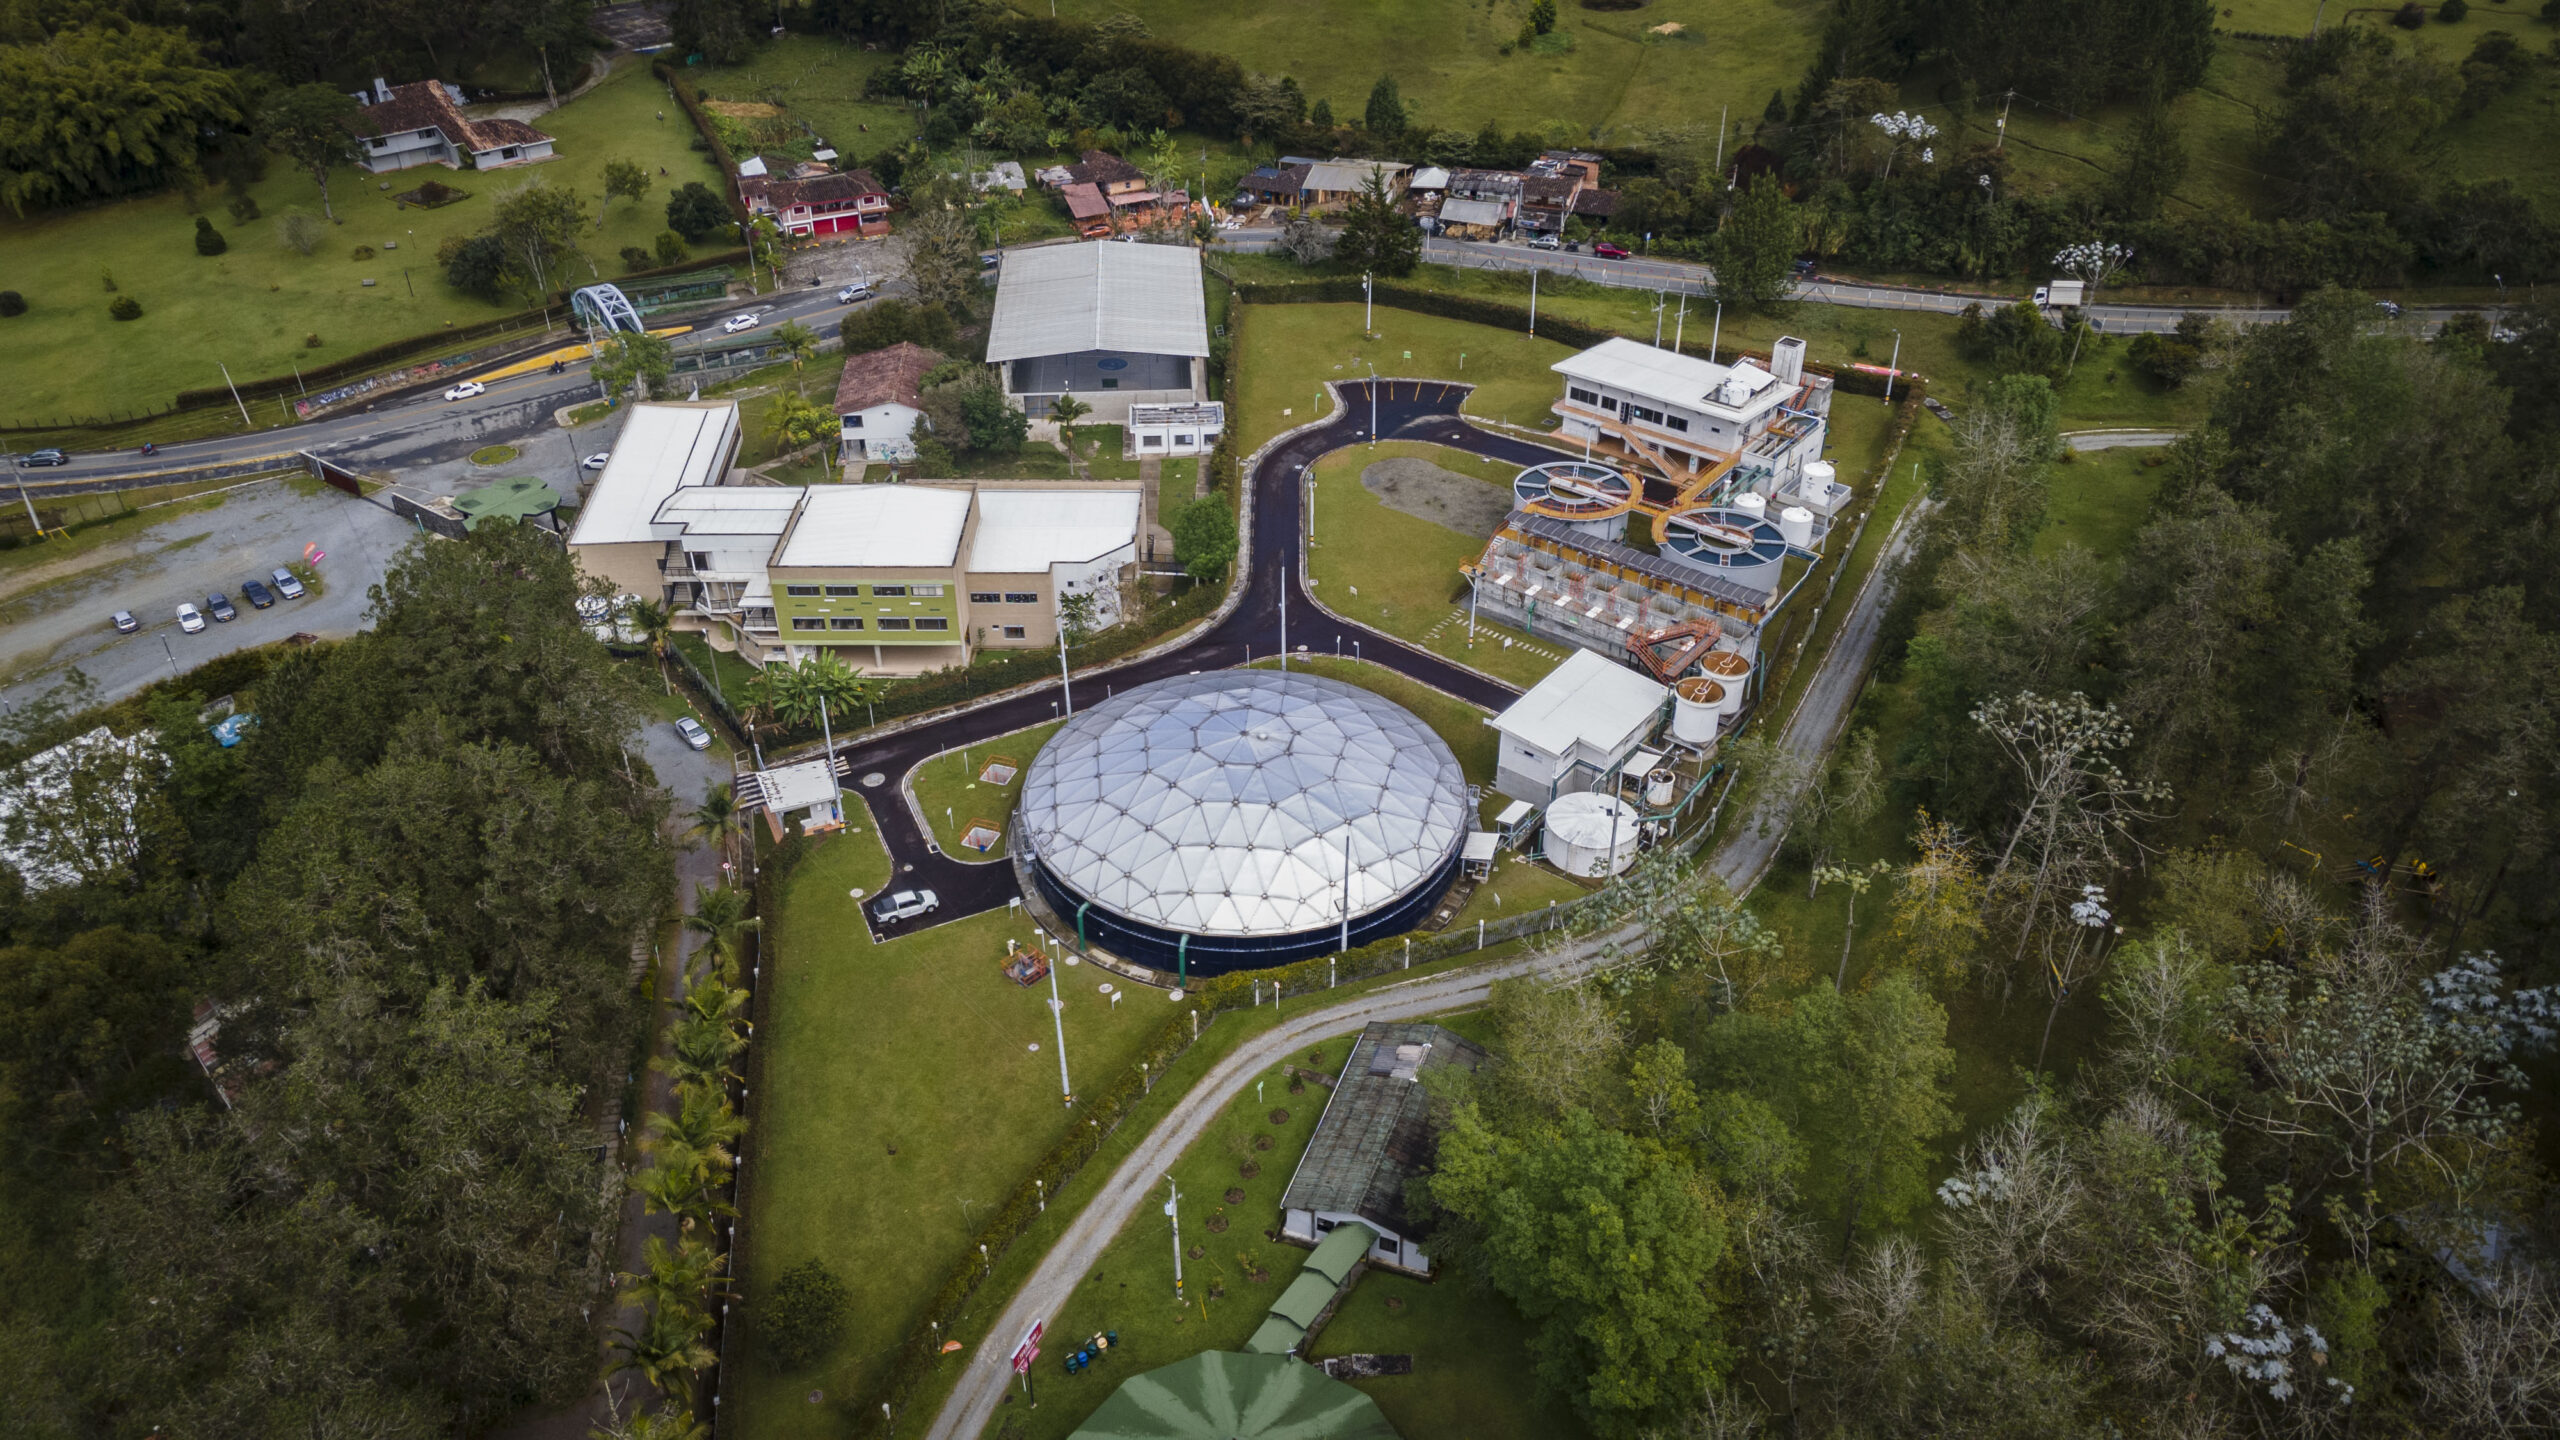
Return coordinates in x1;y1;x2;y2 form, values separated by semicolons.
0;22;240;215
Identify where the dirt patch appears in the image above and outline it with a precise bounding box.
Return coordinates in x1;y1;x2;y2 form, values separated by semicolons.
704;99;783;118
1360;457;1514;538
1649;20;1685;34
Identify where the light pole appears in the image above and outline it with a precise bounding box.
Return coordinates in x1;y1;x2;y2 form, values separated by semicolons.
218;362;253;429
1056;619;1073;717
1165;1176;1184;1300
1044;956;1073;1105
8;451;36;538
1881;329;1902;405
1362;271;1373;333
1363;361;1379;447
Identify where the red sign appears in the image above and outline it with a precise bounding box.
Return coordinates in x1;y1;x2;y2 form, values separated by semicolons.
1011;1320;1045;1374
1847;363;1906;378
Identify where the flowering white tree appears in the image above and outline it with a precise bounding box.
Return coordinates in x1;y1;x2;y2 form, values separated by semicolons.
1869;111;1940;180
2052;239;2134;296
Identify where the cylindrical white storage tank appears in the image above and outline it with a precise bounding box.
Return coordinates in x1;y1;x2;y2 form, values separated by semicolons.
1778;505;1815;549
1802;459;1836;495
1699;650;1752;715
1542;791;1645;878
1645;768;1677;807
1732;491;1767;522
1671;676;1724;745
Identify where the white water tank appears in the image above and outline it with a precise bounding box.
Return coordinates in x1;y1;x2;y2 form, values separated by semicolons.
1645;767;1678;807
1671;676;1723;744
1802;458;1836;495
1731;491;1767;522
1778;505;1815;549
1542;790;1645;878
1699;650;1752;714
1771;335;1806;387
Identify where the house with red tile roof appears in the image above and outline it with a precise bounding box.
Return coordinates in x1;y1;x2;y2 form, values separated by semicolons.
349;78;555;174
834;341;944;461
742;167;893;238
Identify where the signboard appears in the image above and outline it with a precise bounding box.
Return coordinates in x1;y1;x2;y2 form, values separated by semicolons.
1011;1319;1046;1374
1846;363;1906;378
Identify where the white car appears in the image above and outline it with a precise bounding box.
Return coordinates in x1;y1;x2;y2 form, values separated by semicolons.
674;716;712;750
722;312;762;334
836;281;873;303
582;452;612;471
2032;286;2050;306
443;380;487;401
870;888;941;925
175;602;206;634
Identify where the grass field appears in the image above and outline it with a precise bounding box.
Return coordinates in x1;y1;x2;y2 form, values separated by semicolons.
911;719;1065;861
693;36;923;170
1227;301;1578;452
0;55;728;417
2039;445;2167;568
1053;0;1825;158
1301;440;1569;692
737;811;1188;1436
981;1021;1586;1440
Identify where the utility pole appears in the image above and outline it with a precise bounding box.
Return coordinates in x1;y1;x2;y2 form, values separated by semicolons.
1339;830;1352;953
1714;103;1729;174
1996;91;2014;151
1674;294;1687;352
1165;1177;1184;1301
9;452;36;537
1045;956;1073;1104
1280;565;1289;672
1708;302;1722;364
1528;266;1538;335
218;362;252;429
1364;362;1378;447
1057;621;1073;717
1882;329;1902;405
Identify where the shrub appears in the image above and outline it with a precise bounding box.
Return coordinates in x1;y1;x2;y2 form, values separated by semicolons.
304;333;323;348
276;210;325;256
193;216;227;256
2438;0;2468;16
654;230;688;266
2394;2;2426;24
109;295;142;321
226;190;261;223
416;179;457;205
0;291;24;317
620;245;653;271
351;244;375;261
665;181;731;243
757;1260;850;1371
100;268;116;291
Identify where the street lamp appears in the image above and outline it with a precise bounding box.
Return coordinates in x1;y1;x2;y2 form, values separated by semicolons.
1362;360;1379;447
8;451;36;538
1044;955;1073;1105
1881;329;1903;405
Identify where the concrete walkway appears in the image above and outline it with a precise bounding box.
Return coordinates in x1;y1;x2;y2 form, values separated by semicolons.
2062;429;2183;452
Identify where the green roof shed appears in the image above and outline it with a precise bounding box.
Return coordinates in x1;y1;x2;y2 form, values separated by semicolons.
1066;1351;1400;1440
1301;1222;1375;1286
451;476;562;530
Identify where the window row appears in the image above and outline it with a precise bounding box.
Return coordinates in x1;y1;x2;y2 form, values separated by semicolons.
787;616;952;632
780;582;945;598
967;591;1043;604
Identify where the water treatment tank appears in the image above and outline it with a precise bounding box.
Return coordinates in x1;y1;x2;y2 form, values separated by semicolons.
1659;506;1789;594
1645;767;1678;808
1732;491;1768;521
1671;676;1724;745
1699;649;1752;714
1512;459;1635;543
1542;790;1645;878
1802;459;1836;495
1778;505;1815;549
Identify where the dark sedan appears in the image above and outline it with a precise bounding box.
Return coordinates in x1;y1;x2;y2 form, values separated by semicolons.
205;592;237;623
241;578;275;609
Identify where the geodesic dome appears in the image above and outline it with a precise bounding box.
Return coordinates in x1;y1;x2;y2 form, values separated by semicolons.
1019;671;1469;974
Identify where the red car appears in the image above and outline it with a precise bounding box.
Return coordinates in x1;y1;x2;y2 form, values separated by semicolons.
1593;241;1631;259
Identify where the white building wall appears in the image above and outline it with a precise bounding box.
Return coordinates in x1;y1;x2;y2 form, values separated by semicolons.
839;401;926;461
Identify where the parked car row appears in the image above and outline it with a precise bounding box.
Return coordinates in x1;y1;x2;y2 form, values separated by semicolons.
122;567;307;637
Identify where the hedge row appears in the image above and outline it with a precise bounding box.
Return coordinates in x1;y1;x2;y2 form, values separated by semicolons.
654;60;753;228
859;893;1607;1430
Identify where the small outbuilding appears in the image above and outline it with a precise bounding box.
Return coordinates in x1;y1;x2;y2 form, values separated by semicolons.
1278;1022;1486;1276
834;340;943;463
1483;647;1668;806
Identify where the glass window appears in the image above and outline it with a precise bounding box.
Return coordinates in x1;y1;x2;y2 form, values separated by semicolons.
969;592;1002;603
1142;434;1163;447
784;584;821;597
1001;625;1027;639
1101;378;1119;389
829;617;864;630
687;552;712;570
790;617;825;631
872;585;907;597
915;617;950;631
1175;434;1193;445
844;414;863;429
1003;592;1039;604
1664;415;1690;432
824;584;860;596
1568;386;1601;406
912;584;944;597
875;617;912;630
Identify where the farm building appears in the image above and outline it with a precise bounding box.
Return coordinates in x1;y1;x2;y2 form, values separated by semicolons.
1278;1022;1487;1277
348;78;553;173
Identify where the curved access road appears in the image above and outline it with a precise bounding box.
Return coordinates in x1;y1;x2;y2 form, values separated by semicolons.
916;921;1632;1440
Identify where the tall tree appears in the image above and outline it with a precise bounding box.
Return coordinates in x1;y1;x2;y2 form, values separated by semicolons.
1362;74;1407;136
0;24;240;216
259;82;362;222
1708;172;1799;313
1334;167;1419;276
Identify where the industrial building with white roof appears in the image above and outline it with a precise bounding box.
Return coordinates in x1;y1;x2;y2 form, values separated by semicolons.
986;241;1212;425
567;401;1141;673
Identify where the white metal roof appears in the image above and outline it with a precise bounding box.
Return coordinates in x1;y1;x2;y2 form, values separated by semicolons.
1020;672;1469;938
1552;337;1788;417
1487;648;1668;759
755;759;840;815
984;243;1209;362
1301;159;1408;194
967;489;1141;574
653;485;802;538
1409;166;1450;190
566;403;740;547
1437;197;1509;228
773;485;970;569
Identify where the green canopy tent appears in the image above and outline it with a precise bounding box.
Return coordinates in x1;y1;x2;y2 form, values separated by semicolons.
1067;1351;1400;1440
451;477;562;531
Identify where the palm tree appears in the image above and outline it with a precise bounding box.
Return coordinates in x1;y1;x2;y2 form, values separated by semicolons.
628;1161;723;1228
608;1303;719;1406
647;1083;749;1175
685;782;752;867
591;1398;711;1440
627;597;673;693
684;884;760;981
1050;393;1092;449
658;1007;748;1090
764;391;837;478
683;974;749;1028
771;320;819;394
765;652;872;735
619;1234;734;1315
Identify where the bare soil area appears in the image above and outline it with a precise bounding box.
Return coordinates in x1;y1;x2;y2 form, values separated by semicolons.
1359;456;1514;538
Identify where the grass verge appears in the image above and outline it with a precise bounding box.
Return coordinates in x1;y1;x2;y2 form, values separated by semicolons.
911;719;1065;861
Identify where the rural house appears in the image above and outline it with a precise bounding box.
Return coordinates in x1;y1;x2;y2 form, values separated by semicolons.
834;341;942;463
348;78;554;173
741;168;892;238
1279;1022;1486;1277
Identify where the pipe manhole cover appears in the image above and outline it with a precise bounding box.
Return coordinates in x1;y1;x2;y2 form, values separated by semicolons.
861;771;886;787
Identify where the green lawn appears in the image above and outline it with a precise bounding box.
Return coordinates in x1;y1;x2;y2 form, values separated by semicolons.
1301;439;1568;692
2039;446;2167;568
691;36;923;170
0;54;728;417
738;812;1190;1436
911;719;1065;861
983;1023;1585;1440
1054;0;1823;161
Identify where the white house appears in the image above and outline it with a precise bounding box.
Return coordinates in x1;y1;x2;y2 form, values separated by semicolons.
349;78;554;174
986;242;1208;425
1484;648;1668;805
1124;401;1225;457
834;341;941;463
